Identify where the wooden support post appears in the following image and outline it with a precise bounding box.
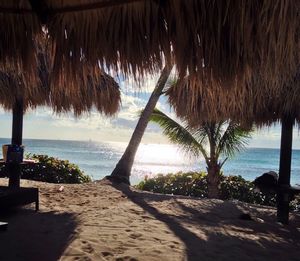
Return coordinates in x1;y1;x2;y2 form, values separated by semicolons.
8;99;24;189
276;116;294;224
11;99;24;146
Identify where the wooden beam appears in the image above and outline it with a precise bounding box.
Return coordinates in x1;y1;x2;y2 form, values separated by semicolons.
0;0;145;15
276;116;294;224
28;0;48;23
51;0;144;14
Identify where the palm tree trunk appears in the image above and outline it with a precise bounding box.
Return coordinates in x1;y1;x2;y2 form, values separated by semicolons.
207;163;221;199
207;133;221;198
108;64;172;184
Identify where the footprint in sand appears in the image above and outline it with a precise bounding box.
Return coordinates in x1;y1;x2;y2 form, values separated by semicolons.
74;257;92;261
81;241;94;254
115;256;138;261
152;249;162;254
129;233;142;239
102;251;113;257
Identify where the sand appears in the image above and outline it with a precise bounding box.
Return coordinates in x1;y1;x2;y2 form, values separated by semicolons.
0;178;299;261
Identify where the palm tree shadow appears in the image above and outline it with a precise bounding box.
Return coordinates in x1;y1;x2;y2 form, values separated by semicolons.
173;198;300;237
111;183;215;260
110;182;300;261
0;207;78;261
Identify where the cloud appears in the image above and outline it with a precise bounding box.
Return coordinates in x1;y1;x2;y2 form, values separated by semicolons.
248;125;300;149
117;92;146;121
0;66;177;144
0;82;187;144
118;67;177;94
19;90;147;132
119;74;160;93
0;108;6;114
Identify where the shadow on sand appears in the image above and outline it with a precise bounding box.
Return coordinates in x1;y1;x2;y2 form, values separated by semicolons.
0;206;78;261
111;182;300;261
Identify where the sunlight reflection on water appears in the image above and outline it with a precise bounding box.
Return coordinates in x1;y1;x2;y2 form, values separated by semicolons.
106;142;201;184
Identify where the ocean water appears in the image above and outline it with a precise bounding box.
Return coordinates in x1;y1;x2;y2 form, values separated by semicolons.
0;138;299;185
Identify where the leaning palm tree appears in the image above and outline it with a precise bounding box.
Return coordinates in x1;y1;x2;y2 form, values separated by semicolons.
149;109;253;198
109;64;173;184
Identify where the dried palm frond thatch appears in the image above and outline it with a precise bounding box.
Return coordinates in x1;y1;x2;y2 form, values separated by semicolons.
0;1;40;83
0;70;49;111
0;0;299;99
50;68;121;116
167;69;300;127
0;52;121;116
46;0;300;90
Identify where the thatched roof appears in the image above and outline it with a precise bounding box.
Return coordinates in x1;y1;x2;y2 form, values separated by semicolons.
0;0;299;94
167;70;300;127
0;51;121;116
0;1;40;83
50;69;121;116
0;71;48;110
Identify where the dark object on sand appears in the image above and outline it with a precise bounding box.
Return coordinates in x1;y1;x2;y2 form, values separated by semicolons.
239;213;253;221
254;171;278;192
0;186;39;211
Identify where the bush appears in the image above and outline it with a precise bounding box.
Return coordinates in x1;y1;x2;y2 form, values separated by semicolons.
136;172;300;211
137;172;208;197
219;175;277;206
0;154;91;184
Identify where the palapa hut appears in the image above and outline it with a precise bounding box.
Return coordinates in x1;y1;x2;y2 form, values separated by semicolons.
0;1;299;125
166;71;300;224
0;0;299;222
0;52;121;188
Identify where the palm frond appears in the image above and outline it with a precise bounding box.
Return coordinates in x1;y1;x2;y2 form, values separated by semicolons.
216;122;253;158
149;108;208;160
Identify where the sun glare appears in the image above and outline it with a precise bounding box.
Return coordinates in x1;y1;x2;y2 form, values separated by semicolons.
131;143;199;182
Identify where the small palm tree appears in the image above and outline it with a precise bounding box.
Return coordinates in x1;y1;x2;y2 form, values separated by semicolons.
149;109;253;198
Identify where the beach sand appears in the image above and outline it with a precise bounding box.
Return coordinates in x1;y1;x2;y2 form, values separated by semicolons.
0;178;299;261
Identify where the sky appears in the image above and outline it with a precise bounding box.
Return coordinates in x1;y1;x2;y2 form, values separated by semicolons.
0;75;299;149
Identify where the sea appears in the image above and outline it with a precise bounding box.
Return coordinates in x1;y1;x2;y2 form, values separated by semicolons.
0;138;299;185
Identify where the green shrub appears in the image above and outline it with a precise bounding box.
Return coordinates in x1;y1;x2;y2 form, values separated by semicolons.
136;172;299;211
137;172;208;197
219;175;277;206
0;154;91;184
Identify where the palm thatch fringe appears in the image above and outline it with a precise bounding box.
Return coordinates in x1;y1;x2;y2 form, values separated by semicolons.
0;1;40;84
50;69;121;116
0;0;298;105
46;0;300;91
0;51;121;116
167;69;300;127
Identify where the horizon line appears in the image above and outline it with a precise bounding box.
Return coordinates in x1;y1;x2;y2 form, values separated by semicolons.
0;136;299;151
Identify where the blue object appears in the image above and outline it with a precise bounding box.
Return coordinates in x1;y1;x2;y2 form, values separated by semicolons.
4;145;24;163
